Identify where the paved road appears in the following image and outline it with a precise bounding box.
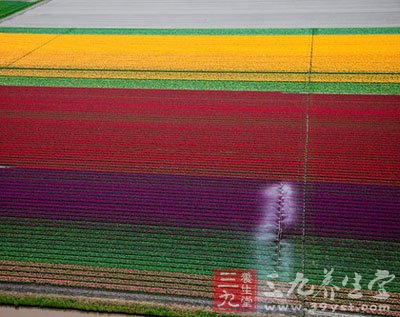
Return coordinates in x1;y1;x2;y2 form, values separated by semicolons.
1;0;399;28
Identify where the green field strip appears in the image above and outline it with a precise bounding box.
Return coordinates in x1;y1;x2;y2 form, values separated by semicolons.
0;217;257;240
0;241;255;270
1;219;398;257
6;238;398;281
0;227;256;256
0;229;398;269
1;76;399;94
0;1;33;20
0;292;221;317
0;226;259;272
0;75;307;92
0;27;399;35
1;222;398;262
0;217;255;241
0;220;396;256
0;221;293;277
308;81;400;95
0;237;257;267
1;218;397;253
0;220;257;247
0;223;399;291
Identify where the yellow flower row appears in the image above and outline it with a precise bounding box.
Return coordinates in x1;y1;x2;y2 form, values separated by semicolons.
0;33;399;81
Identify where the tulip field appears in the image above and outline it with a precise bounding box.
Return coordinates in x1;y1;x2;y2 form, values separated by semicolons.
0;16;399;317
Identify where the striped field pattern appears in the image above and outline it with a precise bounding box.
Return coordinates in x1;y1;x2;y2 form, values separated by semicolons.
0;26;399;316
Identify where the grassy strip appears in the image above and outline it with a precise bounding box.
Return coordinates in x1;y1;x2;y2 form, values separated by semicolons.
0;76;399;94
0;288;397;317
0;1;32;20
0;27;399;35
0;291;221;317
0;76;309;92
309;81;400;95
